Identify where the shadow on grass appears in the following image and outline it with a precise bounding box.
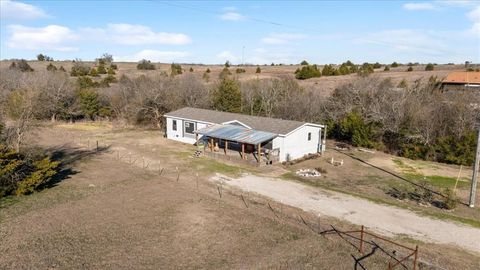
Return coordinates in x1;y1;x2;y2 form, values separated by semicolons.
41;144;111;189
333;149;469;207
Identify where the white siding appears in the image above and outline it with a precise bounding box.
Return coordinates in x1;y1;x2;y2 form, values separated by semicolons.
165;117;211;144
280;125;322;162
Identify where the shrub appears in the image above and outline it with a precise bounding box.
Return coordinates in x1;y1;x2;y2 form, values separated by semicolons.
391;62;399;67
406;66;413;72
235;68;246;74
357;63;374;77
107;67;115;75
9;60;34;72
101;74;117;85
46;63;57;71
321;64;337;76
219;67;232;80
224;61;231;68
442;188;457;210
71;62;90;76
300;60;309;65
331;111;380;148
137;59;156;70
373;62;382;69
295;64;321;80
206;68;211;73
202;72;210;82
110;64;118;70
189;67;194;72
425;63;434;71
397;79;408;88
59;66;66;72
1;144;58;198
384;66;390;71
37;54;45;61
171;63;182;76
89;68;99;77
77;76;99;89
256;66;261;73
15;157;59;195
97;65;107;74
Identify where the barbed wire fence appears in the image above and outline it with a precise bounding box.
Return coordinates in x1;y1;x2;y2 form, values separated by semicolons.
67;134;422;270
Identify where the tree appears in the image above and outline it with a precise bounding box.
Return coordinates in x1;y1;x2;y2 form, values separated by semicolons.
224;61;231;68
219;67;232;80
37;54;45;61
46;63;57;71
373;62;382;69
89;68;99;77
300;60;309;65
137;59;156;70
70;61;90;76
97;65;107;74
78;89;99;120
295;64;321;79
171;63;182;76
321;64;336;76
9;60;34;72
357;63;374;77
206;68;211;73
391;62;399;67
256;66;261;73
213;78;242;113
189;67;194;72
425;63;434;71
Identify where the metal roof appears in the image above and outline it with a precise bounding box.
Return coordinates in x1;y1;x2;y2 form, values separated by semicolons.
195;124;277;145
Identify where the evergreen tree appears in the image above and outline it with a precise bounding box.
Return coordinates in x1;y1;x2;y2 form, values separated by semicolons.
256;66;261;73
213;78;242;113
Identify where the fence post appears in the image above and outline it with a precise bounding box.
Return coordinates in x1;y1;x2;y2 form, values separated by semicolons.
359;225;364;254
96;140;99;151
388;261;392;270
413;245;418;270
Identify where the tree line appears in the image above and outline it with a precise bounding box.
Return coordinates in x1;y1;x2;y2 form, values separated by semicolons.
0;63;478;166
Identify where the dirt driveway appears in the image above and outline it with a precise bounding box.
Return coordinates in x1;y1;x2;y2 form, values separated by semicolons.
215;174;480;254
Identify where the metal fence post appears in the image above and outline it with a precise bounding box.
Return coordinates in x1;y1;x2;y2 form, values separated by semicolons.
359;225;364;254
413;245;418;270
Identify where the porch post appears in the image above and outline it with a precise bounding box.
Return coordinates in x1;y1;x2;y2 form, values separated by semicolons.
241;143;245;159
210;138;214;152
257;143;261;164
224;140;228;155
195;133;199;145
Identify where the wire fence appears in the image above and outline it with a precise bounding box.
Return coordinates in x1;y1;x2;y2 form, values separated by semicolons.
69;136;421;270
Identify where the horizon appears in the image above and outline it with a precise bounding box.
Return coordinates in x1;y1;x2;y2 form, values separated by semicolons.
1;0;479;64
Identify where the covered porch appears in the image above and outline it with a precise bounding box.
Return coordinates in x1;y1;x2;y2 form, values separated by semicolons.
194;124;279;166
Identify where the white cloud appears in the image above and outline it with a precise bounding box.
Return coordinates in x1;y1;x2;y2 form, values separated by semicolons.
0;0;48;20
247;47;297;64
7;24;78;51
220;12;245;21
403;2;436;10
216;51;239;62
115;50;189;62
436;0;473;7
261;33;307;45
467;5;480;21
81;24;191;45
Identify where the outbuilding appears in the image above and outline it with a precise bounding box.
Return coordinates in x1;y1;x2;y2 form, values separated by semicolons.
164;107;326;163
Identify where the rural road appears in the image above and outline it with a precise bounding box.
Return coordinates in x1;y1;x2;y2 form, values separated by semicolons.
213;174;480;253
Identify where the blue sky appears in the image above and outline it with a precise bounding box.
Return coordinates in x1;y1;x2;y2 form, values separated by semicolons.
0;0;479;64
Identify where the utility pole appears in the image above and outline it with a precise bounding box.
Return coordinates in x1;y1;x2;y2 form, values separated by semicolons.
469;128;480;207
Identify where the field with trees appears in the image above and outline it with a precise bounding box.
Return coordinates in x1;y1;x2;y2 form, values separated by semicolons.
1;57;479;268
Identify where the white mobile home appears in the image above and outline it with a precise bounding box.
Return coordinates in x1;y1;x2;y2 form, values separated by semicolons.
164;107;326;163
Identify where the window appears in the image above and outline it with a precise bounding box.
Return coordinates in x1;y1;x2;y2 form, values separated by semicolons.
172;120;177;131
307;132;312;141
184;121;195;134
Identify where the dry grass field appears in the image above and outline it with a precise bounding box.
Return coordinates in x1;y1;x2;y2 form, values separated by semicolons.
1;122;479;269
0;60;465;97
